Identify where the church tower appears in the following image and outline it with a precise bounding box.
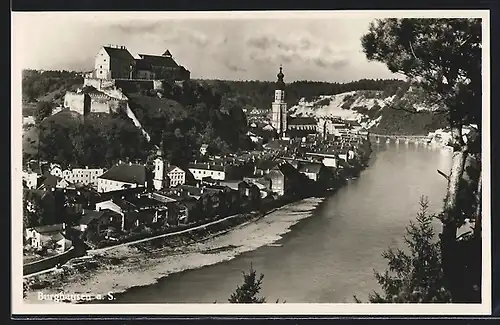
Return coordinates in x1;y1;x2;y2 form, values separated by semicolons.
153;141;165;191
271;65;287;137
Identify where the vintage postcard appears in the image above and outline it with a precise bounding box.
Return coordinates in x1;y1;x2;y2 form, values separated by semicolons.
11;10;491;315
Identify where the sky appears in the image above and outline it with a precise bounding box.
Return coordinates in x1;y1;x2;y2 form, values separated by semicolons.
13;12;405;83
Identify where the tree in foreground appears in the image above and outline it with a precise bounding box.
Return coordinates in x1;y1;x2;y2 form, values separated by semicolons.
355;197;452;303
361;18;482;301
228;263;266;303
34;101;53;125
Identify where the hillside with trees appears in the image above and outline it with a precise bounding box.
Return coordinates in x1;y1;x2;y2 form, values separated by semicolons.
201;78;407;111
22;78;255;169
23;110;150;169
22;72;449;169
22;69;83;104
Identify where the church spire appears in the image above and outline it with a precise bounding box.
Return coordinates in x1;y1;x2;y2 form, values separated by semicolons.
276;65;285;90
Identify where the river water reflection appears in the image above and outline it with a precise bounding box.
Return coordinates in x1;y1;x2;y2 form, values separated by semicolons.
109;142;452;303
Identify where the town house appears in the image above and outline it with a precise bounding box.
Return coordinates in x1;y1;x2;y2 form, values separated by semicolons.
76;209;123;237
265;161;304;197
298;162;328;182
188;161;229;181
266;166;286;196
22;171;41;189
97;162;147;193
160;191;202;224
61;167;105;186
254;159;280;177
37;174;70;191
25;223;72;253
174;184;221;219
122;194;171;228
165;165;186;187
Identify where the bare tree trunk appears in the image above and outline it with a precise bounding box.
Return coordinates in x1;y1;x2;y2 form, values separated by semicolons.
441;126;467;300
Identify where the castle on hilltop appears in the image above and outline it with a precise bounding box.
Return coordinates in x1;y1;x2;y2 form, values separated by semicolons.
63;45;191;119
88;45;190;83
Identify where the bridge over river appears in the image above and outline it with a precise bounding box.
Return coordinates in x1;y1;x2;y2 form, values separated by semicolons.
369;133;430;145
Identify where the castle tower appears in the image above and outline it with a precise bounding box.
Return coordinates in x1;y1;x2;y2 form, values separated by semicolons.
153;142;165;191
271;65;287;137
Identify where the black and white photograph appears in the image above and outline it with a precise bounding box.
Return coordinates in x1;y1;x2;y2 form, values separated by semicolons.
12;10;490;315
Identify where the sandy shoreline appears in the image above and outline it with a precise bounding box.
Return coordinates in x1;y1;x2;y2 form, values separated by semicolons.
24;197;325;304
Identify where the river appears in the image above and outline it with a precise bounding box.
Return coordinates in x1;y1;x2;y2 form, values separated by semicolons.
102;142;452;303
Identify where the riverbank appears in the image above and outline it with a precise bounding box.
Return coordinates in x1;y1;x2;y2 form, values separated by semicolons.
24;142;372;304
24;196;325;304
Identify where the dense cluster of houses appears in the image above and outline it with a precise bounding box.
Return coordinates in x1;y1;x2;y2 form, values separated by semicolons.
22;120;370;253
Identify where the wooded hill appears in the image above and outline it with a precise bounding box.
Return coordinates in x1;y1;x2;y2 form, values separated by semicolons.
22;71;447;169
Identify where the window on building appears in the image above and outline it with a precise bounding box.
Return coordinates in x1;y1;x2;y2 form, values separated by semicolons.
100;65;102;69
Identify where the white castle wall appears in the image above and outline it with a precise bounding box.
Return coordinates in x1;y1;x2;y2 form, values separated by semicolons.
84;78;116;91
64;92;85;115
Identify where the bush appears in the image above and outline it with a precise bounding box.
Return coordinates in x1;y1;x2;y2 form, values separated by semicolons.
354;197;452;303
228;263;266;303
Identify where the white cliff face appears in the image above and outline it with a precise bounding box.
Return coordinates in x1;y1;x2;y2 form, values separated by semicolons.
289;89;441;131
124;102;151;142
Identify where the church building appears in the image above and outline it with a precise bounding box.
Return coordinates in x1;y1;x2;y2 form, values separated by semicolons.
270;66;317;139
271;66;288;138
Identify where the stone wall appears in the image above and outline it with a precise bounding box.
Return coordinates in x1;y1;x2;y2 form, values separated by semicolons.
63;92;86;115
84;78;116;91
114;79;154;93
23;246;80;276
89;99;110;114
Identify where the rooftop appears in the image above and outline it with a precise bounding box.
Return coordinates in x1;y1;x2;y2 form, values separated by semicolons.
288;117;317;126
103;46;135;61
79;210;105;225
187;162;225;172
99;163;146;184
138;54;179;68
32;223;65;234
298;163;322;174
38;174;64;189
